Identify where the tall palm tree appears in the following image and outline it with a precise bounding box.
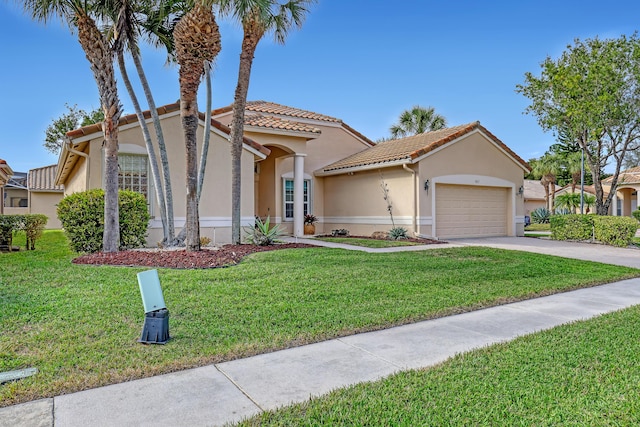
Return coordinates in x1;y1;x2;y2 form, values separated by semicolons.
222;0;316;244
390;105;447;139
173;1;221;251
25;0;122;252
108;0;183;246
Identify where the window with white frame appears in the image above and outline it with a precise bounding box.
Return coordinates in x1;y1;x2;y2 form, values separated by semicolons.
283;178;310;220
118;154;148;200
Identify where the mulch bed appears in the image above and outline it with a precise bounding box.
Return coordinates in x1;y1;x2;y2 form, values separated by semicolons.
72;243;316;269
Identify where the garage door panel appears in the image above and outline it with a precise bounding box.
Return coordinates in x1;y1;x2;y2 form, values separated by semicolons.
436;184;508;238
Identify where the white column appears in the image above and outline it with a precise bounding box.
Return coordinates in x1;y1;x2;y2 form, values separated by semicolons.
293;154;306;237
612;192;618;216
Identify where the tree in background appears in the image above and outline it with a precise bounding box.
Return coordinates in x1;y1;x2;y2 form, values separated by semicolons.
389;105;447;139
222;0;316;244
518;34;640;215
44;104;103;155
530;153;562;211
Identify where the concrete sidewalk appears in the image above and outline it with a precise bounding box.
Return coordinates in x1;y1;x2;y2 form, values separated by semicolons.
3;277;640;427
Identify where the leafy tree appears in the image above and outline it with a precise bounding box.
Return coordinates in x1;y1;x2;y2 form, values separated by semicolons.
173;2;221;251
25;0;124;252
518;34;640;215
44;104;103;155
389;105;447;139
222;0;316;244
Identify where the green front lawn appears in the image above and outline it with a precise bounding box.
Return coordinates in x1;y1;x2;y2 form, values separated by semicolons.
525;223;551;231
240;305;640;426
314;236;422;248
1;231;638;406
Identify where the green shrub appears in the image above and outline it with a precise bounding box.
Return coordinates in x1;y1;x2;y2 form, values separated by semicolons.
22;214;48;250
593;216;638;247
388;227;409;240
531;207;550;224
633;210;640;222
550;214;593;241
244;216;285;246
0;214;48;250
57;189;150;253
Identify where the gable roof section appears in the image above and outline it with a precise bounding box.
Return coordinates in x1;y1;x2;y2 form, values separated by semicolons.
603;166;640;185
29;165;64;192
57;103;269;185
524;179;558;200
244;114;321;136
212;100;375;147
319;121;530;175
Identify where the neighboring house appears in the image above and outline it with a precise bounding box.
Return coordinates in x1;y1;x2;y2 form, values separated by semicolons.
28;165;64;229
554;184;606;214
0;159;14;215
55;102;529;244
3;172;28;215
603;166;640;217
523;179;558;216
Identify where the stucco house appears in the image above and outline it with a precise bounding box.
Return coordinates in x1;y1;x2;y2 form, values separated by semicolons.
523;179;558;216
3;172;28;215
54;101;529;244
603;166;640;217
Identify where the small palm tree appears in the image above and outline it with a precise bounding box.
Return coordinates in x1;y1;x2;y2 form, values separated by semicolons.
532;153;562;211
390;105;447;139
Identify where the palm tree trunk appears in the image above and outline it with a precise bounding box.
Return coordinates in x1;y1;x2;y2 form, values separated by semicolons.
76;13;121;252
197;63;212;203
117;50;169;243
131;49;176;243
230;30;262;244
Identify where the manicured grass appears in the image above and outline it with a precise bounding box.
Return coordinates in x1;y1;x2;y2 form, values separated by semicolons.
525;223;551;231
632;237;640;248
314;237;421;248
240;306;640;426
1;230;638;406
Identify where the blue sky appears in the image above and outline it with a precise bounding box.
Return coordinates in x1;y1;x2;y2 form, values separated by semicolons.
1;0;640;173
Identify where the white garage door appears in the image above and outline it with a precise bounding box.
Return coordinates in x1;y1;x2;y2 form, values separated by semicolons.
435;184;508;238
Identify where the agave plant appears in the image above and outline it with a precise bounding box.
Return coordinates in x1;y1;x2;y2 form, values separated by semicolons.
531;207;550;224
244;216;285;246
388;227;409;240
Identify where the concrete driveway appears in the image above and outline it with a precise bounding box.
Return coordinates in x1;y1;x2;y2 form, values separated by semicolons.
451;237;640;269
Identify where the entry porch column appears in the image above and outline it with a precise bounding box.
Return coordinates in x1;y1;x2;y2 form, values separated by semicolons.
612;192;618;216
293;154;306;237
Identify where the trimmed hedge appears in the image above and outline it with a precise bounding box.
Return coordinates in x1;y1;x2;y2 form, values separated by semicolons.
550;214;638;247
57;189;150;253
593;216;638;248
550;214;593;241
633;210;640;222
0;214;48;250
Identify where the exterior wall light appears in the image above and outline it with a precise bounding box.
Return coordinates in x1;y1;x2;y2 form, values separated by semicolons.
424;179;430;193
518;185;524;196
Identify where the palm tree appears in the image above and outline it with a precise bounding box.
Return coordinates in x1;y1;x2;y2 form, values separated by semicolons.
173;1;221;251
555;192;581;213
390;105;447;139
25;0;122;252
222;0;316;244
532;153;562;211
109;0;183;246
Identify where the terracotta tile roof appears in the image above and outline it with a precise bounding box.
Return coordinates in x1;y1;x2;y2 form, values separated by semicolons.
524;179;558;200
64;102;270;156
244;114;321;134
556;184;608;198
28;165;64;192
321;122;530;173
603;166;640;184
212;101;375;146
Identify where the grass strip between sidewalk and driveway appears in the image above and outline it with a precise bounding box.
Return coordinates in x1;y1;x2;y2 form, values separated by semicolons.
1;231;639;406
239;305;640;426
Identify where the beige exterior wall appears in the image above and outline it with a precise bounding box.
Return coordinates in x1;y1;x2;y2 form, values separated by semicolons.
64;157;88;196
4;188;28;208
30;192;64;229
524;199;546;216
4;207;29;215
322;166;415;236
